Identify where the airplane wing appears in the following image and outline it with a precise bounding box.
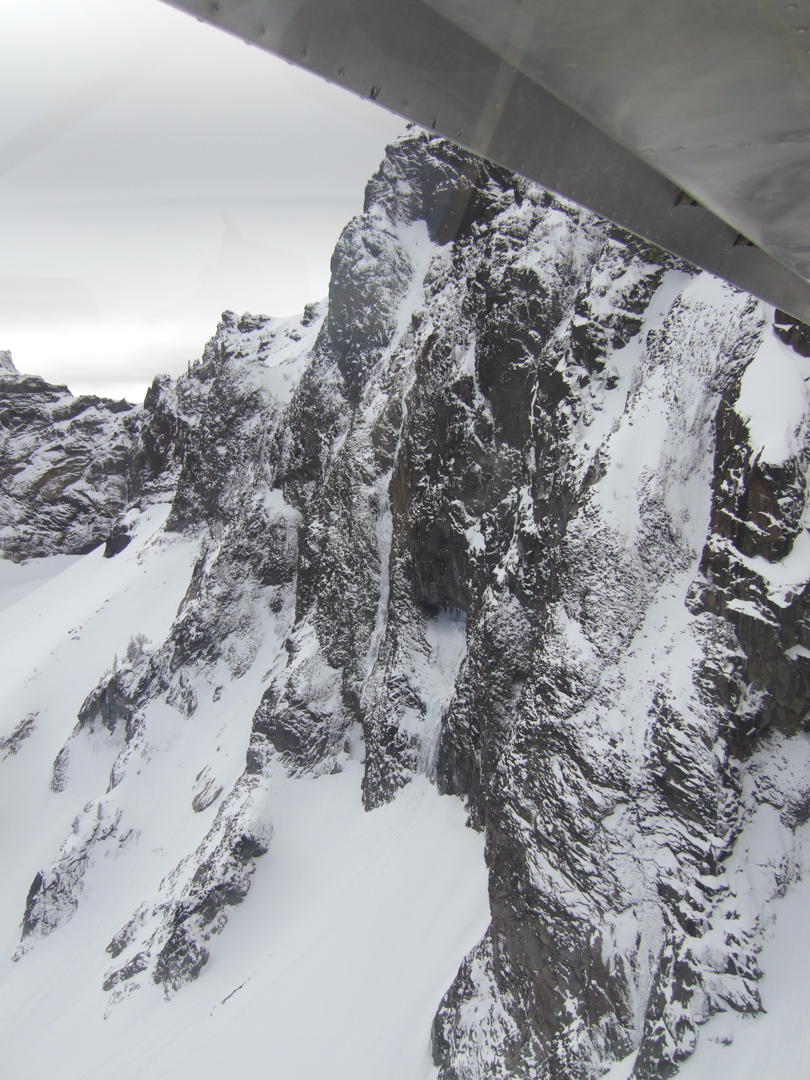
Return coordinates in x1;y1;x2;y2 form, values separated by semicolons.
163;0;810;322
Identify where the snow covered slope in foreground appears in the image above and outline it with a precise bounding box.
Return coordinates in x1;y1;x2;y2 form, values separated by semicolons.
606;813;810;1080
0;528;488;1079
3;131;810;1079
678;834;810;1080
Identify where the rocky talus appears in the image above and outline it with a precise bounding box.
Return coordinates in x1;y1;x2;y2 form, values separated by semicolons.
4;132;810;1079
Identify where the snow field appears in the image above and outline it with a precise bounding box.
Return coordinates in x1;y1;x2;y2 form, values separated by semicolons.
0;511;489;1080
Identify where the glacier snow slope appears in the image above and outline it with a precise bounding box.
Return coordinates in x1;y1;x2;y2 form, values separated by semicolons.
0;510;488;1079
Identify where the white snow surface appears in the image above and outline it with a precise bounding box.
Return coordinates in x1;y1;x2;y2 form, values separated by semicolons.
735;327;810;465
0;508;488;1079
587;270;743;549
0;552;81;613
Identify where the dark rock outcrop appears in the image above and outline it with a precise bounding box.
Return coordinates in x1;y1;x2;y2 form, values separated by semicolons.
0;352;187;558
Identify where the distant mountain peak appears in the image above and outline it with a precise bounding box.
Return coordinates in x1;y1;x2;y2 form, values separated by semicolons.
0;349;18;373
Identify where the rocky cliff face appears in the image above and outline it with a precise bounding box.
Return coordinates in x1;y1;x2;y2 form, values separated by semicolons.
3;131;810;1080
0;351;137;558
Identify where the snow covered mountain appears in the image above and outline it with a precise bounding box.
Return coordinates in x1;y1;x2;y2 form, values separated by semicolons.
2;131;810;1080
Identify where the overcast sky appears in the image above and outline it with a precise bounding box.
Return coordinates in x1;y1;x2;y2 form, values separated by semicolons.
0;0;404;401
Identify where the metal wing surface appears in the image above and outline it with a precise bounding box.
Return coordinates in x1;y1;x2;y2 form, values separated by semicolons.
163;0;810;321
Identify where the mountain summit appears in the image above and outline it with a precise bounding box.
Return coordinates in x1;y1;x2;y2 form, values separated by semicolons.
1;132;809;1080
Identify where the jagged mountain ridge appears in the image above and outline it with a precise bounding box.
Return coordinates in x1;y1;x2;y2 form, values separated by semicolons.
1;131;810;1080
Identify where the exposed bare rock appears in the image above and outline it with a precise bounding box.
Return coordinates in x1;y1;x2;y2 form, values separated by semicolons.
0;712;37;759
